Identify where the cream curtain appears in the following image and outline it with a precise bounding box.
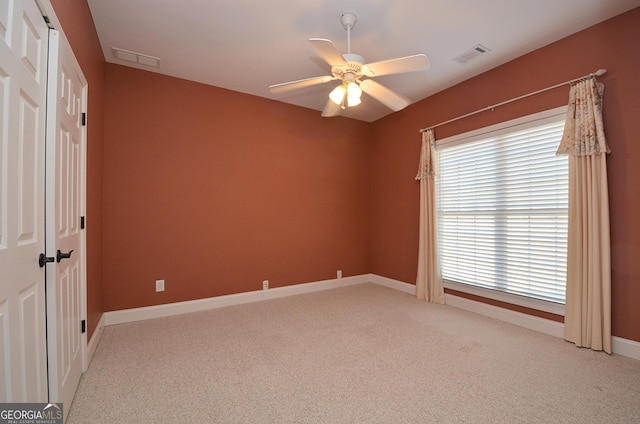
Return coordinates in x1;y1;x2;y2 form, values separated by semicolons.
557;78;612;353
415;129;445;304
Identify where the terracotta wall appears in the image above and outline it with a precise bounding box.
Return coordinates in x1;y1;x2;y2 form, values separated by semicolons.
50;0;105;339
370;8;640;342
49;1;639;343
102;65;372;311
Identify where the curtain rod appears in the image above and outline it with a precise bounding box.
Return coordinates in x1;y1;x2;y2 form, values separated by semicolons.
418;69;606;133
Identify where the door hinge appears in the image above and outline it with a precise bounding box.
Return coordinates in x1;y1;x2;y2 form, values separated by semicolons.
82;113;86;126
80;216;85;229
42;14;54;29
81;320;86;334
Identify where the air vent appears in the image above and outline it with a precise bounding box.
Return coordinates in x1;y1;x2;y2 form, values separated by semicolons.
453;44;491;64
112;47;160;68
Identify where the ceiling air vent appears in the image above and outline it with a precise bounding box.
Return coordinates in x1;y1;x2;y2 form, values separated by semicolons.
112;47;160;68
453;44;491;64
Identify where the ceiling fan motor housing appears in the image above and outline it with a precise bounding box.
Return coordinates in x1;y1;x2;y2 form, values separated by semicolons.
332;53;365;82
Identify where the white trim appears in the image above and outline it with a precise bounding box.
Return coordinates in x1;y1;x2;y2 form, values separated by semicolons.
99;273;640;361
86;314;105;368
435;105;568;148
370;275;564;338
612;337;640;361
443;280;566;316
372;275;640;360
444;292;564;338
36;0;63;32
370;274;416;295
104;275;369;326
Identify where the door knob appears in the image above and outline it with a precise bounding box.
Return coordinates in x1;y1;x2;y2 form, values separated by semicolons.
56;249;74;263
39;253;55;268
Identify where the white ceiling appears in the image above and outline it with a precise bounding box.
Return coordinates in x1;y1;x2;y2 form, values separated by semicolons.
86;0;640;122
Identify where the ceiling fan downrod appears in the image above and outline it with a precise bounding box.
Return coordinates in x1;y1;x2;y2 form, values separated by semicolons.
341;13;357;54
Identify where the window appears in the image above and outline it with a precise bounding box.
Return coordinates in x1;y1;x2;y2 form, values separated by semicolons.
436;107;568;314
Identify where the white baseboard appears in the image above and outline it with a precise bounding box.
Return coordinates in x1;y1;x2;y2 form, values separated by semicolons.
98;273;640;361
612;336;640;361
370;274;416;295
444;292;565;339
368;274;563;338
104;274;370;326
371;275;640;361
86;313;105;369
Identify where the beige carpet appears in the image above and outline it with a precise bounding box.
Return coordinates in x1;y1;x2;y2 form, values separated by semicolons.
67;283;640;423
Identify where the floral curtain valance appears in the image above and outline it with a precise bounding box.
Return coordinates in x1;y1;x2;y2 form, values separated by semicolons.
415;129;435;180
556;78;610;156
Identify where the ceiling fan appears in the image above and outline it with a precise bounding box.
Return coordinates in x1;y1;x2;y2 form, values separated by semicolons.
269;13;430;117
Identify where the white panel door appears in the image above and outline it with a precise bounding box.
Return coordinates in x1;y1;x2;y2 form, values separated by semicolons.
45;29;87;420
0;0;49;402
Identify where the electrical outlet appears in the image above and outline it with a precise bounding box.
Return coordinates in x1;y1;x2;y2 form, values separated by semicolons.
262;280;269;290
155;279;165;292
337;270;343;279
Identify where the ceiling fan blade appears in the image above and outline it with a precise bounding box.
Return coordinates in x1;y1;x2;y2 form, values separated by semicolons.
269;75;335;94
361;54;430;77
309;38;347;66
321;98;342;117
359;79;410;111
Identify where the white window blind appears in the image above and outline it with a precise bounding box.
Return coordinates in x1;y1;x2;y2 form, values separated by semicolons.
436;111;568;305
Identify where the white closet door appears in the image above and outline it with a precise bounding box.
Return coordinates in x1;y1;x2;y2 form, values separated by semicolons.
45;28;87;421
0;0;49;403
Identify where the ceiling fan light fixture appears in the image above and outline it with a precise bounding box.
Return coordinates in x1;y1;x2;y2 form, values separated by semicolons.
329;84;346;105
347;94;361;107
346;81;362;107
